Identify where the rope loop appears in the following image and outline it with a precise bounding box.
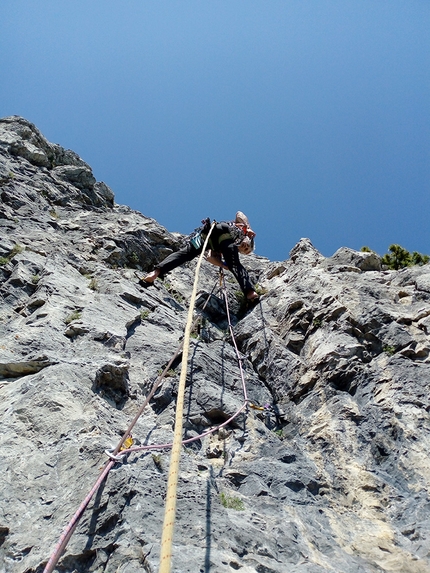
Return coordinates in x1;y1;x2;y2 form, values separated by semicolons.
104;449;126;462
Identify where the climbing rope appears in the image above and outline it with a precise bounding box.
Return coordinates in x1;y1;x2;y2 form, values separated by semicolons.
43;225;257;573
158;221;216;573
220;270;249;403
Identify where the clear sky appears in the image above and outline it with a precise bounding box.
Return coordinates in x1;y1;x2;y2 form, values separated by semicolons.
1;1;429;262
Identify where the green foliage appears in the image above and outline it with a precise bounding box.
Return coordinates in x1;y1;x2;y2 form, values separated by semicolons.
173;292;185;304
88;277;99;291
49;209;59;219
381;244;411;270
362;244;429;270
126;251;140;268
313;317;323;329
383;344;396;356
31;274;41;284
152;453;163;471
411;251;430;266
254;283;268;296
272;428;284;440
0;244;24;265
140;309;150;320
9;244;24;257
157;368;176;377
235;290;245;303
381;244;429;270
219;493;245;511
64;310;82;324
164;282;185;304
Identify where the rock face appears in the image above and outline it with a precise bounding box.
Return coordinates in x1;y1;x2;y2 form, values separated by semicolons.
1;117;430;573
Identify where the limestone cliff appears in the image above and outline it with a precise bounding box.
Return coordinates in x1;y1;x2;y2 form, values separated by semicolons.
1;117;430;573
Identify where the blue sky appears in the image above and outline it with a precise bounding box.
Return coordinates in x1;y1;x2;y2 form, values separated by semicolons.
1;1;429;262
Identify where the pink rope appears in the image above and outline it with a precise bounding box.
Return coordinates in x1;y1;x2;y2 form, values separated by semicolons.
221;274;249;402
120;402;248;457
43;460;114;573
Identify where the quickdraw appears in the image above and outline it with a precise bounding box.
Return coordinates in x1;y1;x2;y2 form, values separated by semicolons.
248;402;273;412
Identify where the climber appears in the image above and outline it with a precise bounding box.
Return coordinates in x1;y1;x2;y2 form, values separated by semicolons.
141;211;259;301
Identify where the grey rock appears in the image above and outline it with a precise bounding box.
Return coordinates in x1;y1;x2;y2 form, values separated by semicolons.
289;238;324;267
51;165;96;191
0;354;54;377
1;117;430;573
0;116;90;170
416;273;430;294
324;246;382;271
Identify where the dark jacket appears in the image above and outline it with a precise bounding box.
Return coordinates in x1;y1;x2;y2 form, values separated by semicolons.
156;221;254;295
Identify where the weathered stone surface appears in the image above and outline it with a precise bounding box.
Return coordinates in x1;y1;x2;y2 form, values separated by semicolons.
416;273;430;294
323;246;382;272
0;116;114;210
1;118;430;573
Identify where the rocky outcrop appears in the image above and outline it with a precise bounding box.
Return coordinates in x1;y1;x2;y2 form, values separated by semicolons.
1;117;430;573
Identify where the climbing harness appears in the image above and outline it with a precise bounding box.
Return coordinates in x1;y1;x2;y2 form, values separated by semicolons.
43;227;259;573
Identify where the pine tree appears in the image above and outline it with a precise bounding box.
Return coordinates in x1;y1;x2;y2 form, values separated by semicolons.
361;244;429;270
411;251;430;266
381;244;412;270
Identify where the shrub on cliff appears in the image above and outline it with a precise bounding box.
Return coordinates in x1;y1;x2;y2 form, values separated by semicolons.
361;244;429;270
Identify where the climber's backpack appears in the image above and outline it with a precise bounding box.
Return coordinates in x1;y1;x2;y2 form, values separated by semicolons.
189;217;211;249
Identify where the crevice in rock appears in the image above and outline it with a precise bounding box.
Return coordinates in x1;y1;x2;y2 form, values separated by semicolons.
0;525;9;547
0;356;53;378
92;363;130;408
125;316;141;340
56;549;97;573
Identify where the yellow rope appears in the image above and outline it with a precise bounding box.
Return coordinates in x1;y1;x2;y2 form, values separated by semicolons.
158;222;216;573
